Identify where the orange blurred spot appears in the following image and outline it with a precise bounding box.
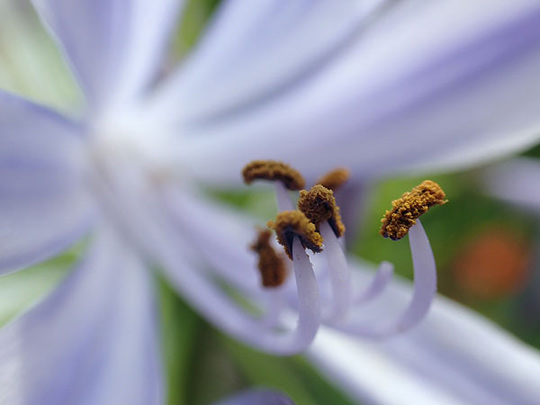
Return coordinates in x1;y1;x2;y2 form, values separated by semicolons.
452;229;531;300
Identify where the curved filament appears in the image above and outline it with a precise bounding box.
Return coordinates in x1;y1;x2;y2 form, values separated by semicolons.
330;220;436;339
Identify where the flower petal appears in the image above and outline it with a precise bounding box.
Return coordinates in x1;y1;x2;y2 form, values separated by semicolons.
309;262;540;405
482;157;540;213
0;226;163;404
214;389;294;405
151;0;390;120
170;0;540;186
0;90;93;274
31;0;183;112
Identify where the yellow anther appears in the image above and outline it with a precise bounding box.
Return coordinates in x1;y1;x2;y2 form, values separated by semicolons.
316;168;350;191
297;185;345;237
380;180;447;240
242;160;305;191
268;211;323;259
250;229;288;288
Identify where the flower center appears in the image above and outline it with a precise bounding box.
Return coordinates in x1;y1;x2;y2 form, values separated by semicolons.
86;113;178;188
83;114;179;242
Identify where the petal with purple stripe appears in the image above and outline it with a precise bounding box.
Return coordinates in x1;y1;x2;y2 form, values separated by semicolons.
0;226;163;405
172;0;540;186
32;0;184;113
0;90;92;274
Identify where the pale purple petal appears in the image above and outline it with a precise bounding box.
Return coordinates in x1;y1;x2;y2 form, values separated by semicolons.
0;226;163;405
159;187;260;292
169;1;540;186
0;90;93;274
151;0;391;120
214;389;295;405
309;262;540;405
31;0;183;113
483;157;540;214
154;191;321;355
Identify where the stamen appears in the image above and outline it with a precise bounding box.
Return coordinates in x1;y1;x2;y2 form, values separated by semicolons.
329;220;437;339
316;168;350;191
268;211;323;259
380;180;446;240
297;185;345;237
250;229;288;288
242;160;305;191
145;186;321;356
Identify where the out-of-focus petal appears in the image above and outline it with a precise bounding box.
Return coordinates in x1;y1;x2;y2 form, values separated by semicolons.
159;187;260;292
0;90;93;274
214;389;295;405
151;0;391;120
31;0;183;113
0;226;163;405
309;262;540;405
482;158;540;214
170;0;540;186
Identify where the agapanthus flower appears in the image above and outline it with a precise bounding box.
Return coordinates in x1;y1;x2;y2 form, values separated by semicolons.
3;0;540;404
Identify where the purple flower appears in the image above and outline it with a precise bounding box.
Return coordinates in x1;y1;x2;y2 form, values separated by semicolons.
2;0;540;404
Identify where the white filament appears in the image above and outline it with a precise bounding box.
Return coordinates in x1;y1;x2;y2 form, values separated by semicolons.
330;220;437;339
319;221;352;321
274;182;295;211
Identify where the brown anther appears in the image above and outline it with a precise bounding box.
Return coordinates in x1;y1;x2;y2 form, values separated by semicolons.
242;160;305;190
268;211;323;259
250;229;288;288
380;180;447;240
316;168;350;191
297;185;345;237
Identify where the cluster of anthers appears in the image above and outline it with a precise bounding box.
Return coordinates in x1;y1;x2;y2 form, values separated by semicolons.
240;160;446;355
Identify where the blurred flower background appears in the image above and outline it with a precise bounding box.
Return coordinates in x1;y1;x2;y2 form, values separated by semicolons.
2;0;540;404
